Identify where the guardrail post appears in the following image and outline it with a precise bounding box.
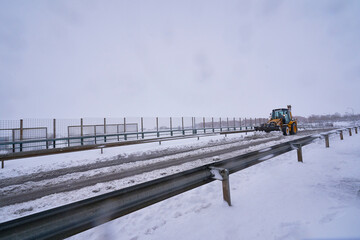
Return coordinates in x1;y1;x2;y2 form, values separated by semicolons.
210;167;231;206
325;135;329;148
349;128;352;136
297;144;303;162
80;118;83;146
292;143;303;162
20;119;23;152
355;127;358;134
340;130;343;140
1;159;4;169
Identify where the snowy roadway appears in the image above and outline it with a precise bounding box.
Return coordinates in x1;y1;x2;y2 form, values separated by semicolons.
1;128;359;239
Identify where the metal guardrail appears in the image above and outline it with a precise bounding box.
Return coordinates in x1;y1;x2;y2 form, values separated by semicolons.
2;127;358;240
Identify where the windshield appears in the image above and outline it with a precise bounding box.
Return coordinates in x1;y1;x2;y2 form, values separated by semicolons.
272;109;290;123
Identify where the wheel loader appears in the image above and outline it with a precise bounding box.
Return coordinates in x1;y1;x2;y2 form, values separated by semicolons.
254;105;297;136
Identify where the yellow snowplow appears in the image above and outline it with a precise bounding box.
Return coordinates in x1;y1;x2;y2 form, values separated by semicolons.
255;105;297;136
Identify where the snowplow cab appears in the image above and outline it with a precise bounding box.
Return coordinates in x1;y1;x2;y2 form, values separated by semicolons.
255;105;297;136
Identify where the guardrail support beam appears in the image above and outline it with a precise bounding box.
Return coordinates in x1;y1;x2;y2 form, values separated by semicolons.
210;167;231;206
291;143;303;162
325;135;329;148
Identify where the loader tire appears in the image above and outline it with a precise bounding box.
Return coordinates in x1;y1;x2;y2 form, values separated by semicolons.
290;123;297;135
282;126;289;136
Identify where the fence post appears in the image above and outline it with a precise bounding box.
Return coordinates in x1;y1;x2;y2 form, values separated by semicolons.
156;117;159;137
182;117;185;135
194;117;197;134
233;117;236;131
94;126;97;144
355;127;358;134
20;119;23;152
202;117;205;133
80;118;83;146
220;117;222;132
349;128;352;136
53;119;56;148
340;130;343;140
104;118;107;143
239;118;241;130
170;117;173;136
141;117;144;139
227;117;229;131
212;117;214;133
124;117;127;140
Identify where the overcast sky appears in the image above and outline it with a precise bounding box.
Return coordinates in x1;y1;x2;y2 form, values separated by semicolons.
1;0;359;119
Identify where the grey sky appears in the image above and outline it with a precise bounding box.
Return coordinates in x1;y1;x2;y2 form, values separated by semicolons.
1;0;359;119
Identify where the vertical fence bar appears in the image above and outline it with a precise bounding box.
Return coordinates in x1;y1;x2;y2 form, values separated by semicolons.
104;118;107;143
156;117;159;137
182;117;185;135
20;119;23;152
220;117;222;132
227;117;229;131
53;119;56;148
80;118;83;146
95;126;97;144
141;117;144;139
212;117;214;133
239;118;241;130
203;117;206;133
233;117;236;130
170;117;173;136
124;117;127;140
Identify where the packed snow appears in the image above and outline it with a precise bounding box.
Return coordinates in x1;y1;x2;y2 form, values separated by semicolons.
65;130;360;240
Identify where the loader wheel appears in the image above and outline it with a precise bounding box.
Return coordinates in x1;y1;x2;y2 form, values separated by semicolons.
290;123;297;135
283;126;289;136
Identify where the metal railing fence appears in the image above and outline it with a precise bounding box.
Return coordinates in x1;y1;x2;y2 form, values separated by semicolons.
0;117;267;154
